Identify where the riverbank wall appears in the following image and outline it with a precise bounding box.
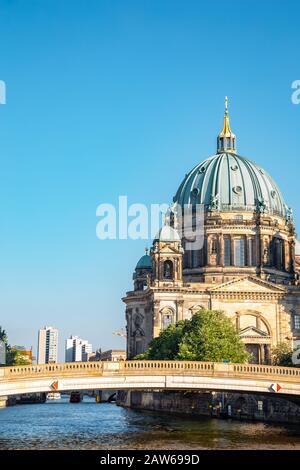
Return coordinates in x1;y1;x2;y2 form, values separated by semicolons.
117;390;300;424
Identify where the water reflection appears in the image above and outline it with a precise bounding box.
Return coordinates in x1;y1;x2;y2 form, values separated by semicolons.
0;397;300;450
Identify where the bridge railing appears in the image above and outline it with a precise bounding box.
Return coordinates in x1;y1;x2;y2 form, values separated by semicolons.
0;361;104;378
1;360;300;380
232;363;300;377
122;361;215;372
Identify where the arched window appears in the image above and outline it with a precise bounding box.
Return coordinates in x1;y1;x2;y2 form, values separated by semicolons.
162;314;173;330
163;260;173;279
161;308;174;330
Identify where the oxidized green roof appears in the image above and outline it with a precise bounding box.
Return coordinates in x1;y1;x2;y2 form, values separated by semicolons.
136;254;152;270
173;152;287;217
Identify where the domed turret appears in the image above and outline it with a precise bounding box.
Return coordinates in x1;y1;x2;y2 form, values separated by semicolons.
136;253;152;269
133;248;152;291
155;225;181;242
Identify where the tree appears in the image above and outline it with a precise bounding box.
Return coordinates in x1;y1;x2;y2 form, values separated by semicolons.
135;321;187;360
135;310;249;363
271;342;300;367
6;348;31;366
0;327;8;345
0;326;31;366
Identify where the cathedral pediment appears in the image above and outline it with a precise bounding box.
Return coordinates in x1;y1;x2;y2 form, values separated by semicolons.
239;325;269;338
157;243;182;255
208;276;286;294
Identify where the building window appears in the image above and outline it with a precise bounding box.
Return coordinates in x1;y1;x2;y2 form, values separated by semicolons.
162;314;173;330
257;400;263;412
224;237;231;266
234;215;243;221
294;315;300;330
163;260;173;279
192;249;198;268
274;238;284;270
234;238;245;267
248;238;255;266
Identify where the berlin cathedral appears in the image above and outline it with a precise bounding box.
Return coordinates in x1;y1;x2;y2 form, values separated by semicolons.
123;100;300;364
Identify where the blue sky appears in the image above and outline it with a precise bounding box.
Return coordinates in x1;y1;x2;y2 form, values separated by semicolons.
0;0;299;360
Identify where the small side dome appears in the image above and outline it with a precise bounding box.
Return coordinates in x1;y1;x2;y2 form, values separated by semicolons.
136;254;152;270
157;225;181;242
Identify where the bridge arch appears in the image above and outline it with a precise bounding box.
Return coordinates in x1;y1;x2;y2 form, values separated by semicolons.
1;361;300;399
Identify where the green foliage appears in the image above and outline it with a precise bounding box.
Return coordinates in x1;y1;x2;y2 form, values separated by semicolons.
6;348;31;366
271;342;298;367
0;326;31;366
135;310;249;363
0;326;8;345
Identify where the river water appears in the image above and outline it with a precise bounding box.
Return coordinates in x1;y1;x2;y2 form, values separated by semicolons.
1;396;300;450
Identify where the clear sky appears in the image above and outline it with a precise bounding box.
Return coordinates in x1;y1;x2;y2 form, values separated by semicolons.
0;0;299;360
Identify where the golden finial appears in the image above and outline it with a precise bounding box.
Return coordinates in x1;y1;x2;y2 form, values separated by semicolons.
217;96;236;153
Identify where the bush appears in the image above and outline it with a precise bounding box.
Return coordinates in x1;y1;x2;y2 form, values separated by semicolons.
135;309;249;363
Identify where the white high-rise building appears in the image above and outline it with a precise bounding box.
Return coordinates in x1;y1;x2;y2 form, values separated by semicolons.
65;335;92;362
37;326;58;364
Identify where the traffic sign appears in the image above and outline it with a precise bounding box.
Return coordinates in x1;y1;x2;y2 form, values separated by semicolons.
51;381;59;390
270;383;282;393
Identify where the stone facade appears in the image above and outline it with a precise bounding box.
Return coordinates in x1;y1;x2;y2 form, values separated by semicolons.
123;104;300;362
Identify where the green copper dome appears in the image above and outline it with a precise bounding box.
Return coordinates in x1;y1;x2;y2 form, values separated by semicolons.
136;254;152;270
174;99;287;218
173;152;287;217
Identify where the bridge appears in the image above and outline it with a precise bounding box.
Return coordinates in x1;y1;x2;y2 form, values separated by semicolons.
1;361;300;402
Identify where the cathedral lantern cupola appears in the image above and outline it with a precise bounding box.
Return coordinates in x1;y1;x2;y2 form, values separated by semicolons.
217;96;236;154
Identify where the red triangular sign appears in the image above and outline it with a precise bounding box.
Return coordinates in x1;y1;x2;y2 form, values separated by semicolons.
51;381;59;390
276;383;282;392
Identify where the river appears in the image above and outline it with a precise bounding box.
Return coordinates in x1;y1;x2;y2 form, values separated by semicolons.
1;396;300;450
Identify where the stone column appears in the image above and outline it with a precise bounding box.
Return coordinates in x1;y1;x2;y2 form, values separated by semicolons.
0;396;7;408
207;234;212;266
284;240;289;272
265;345;271;364
236;314;240;331
153;300;161;338
219;234;224;267
289;239;295;273
260;344;265;365
260;236;265;266
255;232;261;268
177;300;184;321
